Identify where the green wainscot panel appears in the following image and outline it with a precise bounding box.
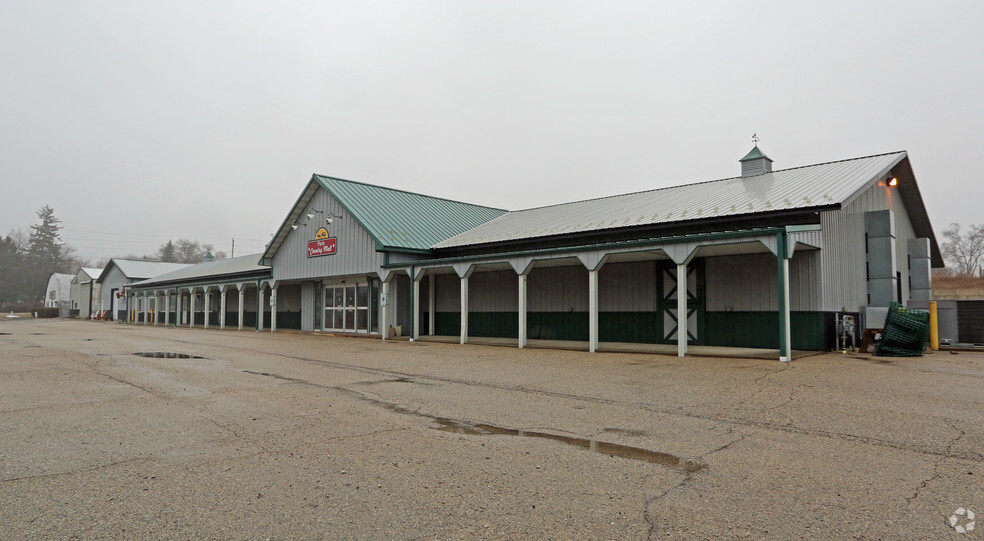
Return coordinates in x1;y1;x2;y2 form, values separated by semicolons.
436;311;589;341
599;312;661;343
469;312;519;338
527;312;589;341
704;311;826;350
435;312;461;336
277;311;302;330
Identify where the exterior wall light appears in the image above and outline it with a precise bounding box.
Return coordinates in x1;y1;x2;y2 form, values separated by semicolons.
888;177;898;187
326;212;343;225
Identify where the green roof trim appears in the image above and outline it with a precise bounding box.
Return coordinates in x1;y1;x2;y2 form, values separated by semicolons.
739;145;773;162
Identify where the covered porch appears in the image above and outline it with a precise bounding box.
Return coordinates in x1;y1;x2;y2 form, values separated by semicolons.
382;226;823;362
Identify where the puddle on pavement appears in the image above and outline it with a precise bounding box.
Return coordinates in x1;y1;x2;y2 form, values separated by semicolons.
30;333;46;335
435;418;703;472
0;332;11;336
133;351;204;359
377;402;702;472
242;369;704;473
601;427;648;437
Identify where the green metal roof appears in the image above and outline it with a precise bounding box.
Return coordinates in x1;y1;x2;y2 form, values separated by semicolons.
315;175;507;251
262;175;507;262
739;145;773;162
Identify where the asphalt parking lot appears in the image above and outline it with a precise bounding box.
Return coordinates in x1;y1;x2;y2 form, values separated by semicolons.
1;318;981;539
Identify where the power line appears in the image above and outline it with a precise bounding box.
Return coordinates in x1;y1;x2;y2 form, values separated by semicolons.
0;224;268;244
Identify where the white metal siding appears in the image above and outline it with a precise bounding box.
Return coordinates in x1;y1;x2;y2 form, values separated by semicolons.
276;284;302;311
529;266;589;312
272;187;386;282
435;274;460;312
468;271;518;312
99;266;131;312
599;261;658;312
706;252;820;311
820;181;918;311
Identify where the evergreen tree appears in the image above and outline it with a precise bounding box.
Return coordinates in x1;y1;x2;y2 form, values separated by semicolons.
0;235;24;303
25;206;68;301
158;240;178;262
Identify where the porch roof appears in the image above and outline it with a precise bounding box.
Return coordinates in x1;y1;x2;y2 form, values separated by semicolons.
127;254;270;290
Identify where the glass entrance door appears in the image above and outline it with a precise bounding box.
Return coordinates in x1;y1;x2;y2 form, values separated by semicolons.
325;283;372;333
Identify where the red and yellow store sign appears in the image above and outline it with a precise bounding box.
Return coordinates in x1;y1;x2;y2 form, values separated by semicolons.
307;227;337;257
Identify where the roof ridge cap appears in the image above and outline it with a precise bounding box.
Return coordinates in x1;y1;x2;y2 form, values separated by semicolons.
315;174;508;212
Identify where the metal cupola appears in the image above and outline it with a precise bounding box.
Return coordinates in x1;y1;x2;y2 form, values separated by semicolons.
739;145;774;177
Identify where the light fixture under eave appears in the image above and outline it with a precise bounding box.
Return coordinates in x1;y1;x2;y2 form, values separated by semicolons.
888;177;898;187
290;224;298;230
325;211;344;225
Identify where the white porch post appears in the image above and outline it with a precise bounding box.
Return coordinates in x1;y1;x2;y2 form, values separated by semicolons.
143;293;148;325
778;233;792;362
588;269;599;353
428;273;436;336
270;286;278;332
413;272;422;340
237;285;245;331
259;286;267;331
203;289;210;330
164;292;170;326
152;294;158;326
220;287;227;330
677;263;688;358
380;278;390;340
188;289;195;328
460;274;469;345
518;272;528;348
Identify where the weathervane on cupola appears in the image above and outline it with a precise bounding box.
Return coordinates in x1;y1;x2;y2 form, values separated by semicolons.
740;133;773;177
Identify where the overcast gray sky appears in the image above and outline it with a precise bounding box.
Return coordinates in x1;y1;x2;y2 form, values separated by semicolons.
2;0;981;262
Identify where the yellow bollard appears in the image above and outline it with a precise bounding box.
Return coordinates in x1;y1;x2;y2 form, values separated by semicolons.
929;301;939;351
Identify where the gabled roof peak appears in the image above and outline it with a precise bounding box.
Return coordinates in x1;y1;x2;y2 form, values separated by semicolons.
740;145;773;163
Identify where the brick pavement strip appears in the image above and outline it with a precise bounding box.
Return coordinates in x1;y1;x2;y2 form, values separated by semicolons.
1;319;982;539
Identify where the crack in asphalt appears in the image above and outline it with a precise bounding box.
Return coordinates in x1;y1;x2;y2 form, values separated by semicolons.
227;346;983;463
241;369;706;473
94;370;164;399
905;417;968;504
82;334;984;464
1;457;150;484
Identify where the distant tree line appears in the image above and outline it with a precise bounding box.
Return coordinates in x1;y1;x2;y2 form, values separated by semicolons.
0;205;226;306
155;239;226;264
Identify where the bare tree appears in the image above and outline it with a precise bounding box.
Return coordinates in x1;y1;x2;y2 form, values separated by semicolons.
941;222;984;277
154;239;227;264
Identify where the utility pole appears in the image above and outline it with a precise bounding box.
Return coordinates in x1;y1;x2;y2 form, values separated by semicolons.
231;239;235;258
